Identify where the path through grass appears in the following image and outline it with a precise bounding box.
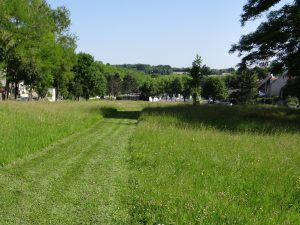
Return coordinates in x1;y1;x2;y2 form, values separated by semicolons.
0;113;137;224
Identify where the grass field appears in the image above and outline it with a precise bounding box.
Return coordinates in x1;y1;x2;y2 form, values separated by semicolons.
126;105;300;224
0;101;300;224
0;101;145;165
0;101;144;224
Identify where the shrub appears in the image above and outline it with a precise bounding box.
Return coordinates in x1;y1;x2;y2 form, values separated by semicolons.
286;96;299;108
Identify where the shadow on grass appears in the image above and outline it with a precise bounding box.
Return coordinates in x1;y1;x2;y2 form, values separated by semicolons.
100;108;141;120
142;104;300;134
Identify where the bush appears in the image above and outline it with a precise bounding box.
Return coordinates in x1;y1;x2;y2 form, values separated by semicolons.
286;96;299;108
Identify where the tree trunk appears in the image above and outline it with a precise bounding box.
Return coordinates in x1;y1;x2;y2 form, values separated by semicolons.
14;81;19;99
5;80;10;100
56;85;59;101
28;87;32;101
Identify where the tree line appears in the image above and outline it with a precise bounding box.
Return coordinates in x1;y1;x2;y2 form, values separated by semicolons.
1;0;298;104
0;0;148;101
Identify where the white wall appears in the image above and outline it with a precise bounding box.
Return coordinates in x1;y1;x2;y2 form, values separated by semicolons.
47;88;56;102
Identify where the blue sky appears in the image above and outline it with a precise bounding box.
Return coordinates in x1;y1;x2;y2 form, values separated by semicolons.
48;0;263;69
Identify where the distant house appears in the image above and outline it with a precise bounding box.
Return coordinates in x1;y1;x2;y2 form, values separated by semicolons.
0;73;56;101
47;88;56;102
258;74;288;98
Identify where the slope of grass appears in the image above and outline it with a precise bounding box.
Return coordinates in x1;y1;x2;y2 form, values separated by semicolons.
126;105;300;224
0;109;138;225
0;101;101;165
0;101;146;166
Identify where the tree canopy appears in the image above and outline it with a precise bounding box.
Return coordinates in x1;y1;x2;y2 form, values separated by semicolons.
230;0;300;76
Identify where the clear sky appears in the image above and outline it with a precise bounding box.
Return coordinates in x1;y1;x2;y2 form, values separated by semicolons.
48;0;263;69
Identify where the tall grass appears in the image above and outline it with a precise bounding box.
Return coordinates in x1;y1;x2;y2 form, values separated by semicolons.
0;101;99;165
126;105;300;224
0;101;146;166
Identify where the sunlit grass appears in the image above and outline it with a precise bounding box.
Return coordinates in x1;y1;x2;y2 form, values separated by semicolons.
126;105;300;224
0;100;146;166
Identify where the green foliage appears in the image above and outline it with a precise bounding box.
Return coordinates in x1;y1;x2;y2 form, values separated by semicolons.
230;70;258;104
117;64;173;75
169;77;183;97
283;76;300;100
140;79;158;99
250;66;269;79
230;0;300;76
107;73;122;97
72;53;106;100
202;77;228;101
286;96;299;108
190;55;210;104
122;74;139;94
182;76;192;101
140;75;190;100
0;0;76;99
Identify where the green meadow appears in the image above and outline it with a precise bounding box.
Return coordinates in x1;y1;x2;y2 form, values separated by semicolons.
126;105;300;224
0;101;300;224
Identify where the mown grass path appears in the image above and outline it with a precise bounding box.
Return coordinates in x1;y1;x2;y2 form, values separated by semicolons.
0;115;137;225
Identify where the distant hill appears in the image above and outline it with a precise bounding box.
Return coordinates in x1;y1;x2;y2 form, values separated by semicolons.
114;64;236;76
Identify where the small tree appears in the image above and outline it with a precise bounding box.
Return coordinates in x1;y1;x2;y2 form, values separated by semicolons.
190;55;210;104
233;70;258;104
122;74;139;94
182;77;192;101
107;73;122;97
140;79;158;100
169;77;183;97
202;77;228;101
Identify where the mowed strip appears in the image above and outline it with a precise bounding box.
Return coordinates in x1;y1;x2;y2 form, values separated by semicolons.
0;117;137;225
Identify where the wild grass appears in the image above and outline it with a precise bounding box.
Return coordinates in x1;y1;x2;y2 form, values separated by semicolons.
0;100;146;166
0;106;138;225
126;104;300;224
1;101;300;224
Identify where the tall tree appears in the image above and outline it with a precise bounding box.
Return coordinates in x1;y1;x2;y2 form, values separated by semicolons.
0;0;77;100
230;0;300;76
190;55;210;104
72;53;106;100
52;6;77;100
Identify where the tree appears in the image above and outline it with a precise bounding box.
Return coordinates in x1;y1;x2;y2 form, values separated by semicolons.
140;79;158;100
190;55;210;104
169;77;183;97
52;6;77;100
107;73;122;97
231;70;258;104
230;0;300;76
122;74;139;94
87;63;107;98
283;77;300;100
0;1;77;100
202;77;228;101
72;53;106;100
251;66;269;80
182;77;192;101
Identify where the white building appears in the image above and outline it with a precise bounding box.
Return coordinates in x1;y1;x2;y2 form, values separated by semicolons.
258;74;288;97
47;88;56;102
